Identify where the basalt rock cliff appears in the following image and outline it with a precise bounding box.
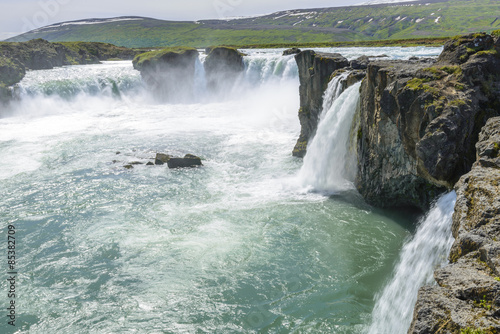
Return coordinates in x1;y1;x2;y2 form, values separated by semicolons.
293;32;500;332
292;50;349;157
294;33;500;211
409;116;500;333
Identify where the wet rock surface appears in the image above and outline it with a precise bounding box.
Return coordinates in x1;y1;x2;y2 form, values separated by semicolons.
292;50;349;157
409;117;500;333
203;47;245;95
133;47;199;102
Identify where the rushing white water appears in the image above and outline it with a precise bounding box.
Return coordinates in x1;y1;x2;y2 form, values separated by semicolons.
368;191;457;334
297;79;361;193
0;46;447;333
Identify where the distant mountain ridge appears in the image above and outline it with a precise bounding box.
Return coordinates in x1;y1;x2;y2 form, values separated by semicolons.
5;0;500;48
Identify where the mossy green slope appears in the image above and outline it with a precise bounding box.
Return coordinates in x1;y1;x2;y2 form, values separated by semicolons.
6;0;500;48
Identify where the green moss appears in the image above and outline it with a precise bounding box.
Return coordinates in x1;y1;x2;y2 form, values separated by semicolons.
448;99;467;107
455;83;465;91
492;30;500;38
493;142;500;158
357;127;363;141
476;49;499;57
440;65;462;76
474;295;492;310
406;78;432;90
133;46;197;69
423;67;445;79
461;328;485;334
406;78;440;95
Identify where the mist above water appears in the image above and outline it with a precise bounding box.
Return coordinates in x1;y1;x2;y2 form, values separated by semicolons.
0;46;447;333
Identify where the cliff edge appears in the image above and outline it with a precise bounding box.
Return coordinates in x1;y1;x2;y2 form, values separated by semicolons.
409;116;500;333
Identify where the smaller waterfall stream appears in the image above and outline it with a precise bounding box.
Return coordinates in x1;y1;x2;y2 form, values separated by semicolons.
368;191;457;334
297;76;361;193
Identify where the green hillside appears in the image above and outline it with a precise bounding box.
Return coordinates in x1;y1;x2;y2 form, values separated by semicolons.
6;0;500;48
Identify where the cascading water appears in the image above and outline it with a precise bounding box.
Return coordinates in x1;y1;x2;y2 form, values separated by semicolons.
297;75;361;193
0;46;447;333
243;53;297;86
368;191;457;334
15;61;143;100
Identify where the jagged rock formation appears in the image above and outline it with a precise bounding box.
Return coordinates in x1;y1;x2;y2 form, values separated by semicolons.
356;33;500;211
293;33;500;210
133;47;199;102
154;152;203;168
203;47;244;95
409;117;500;333
292;50;349;157
0;39;139;104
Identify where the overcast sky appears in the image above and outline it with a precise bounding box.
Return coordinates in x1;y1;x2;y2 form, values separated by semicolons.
0;0;375;40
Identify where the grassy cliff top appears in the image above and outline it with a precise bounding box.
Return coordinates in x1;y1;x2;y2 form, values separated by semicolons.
132;47;199;69
6;0;500;48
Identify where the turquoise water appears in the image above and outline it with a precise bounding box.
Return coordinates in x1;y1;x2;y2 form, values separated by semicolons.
0;48;443;333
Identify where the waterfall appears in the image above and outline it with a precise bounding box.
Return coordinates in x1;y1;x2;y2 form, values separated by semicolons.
242;54;298;86
368;191;457;334
297;75;361;193
194;56;207;100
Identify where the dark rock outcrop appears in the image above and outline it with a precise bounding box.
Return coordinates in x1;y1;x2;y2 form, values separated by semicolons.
155;153;171;165
355;33;500;210
133;47;199;102
292;50;349;157
409;117;500;333
154;152;202;168
283;48;301;56
167;154;203;169
203;47;244;95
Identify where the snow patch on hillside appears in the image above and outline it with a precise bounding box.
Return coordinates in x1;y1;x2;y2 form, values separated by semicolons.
37;17;144;31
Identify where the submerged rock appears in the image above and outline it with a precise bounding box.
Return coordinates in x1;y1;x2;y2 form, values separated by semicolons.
409;117;500;333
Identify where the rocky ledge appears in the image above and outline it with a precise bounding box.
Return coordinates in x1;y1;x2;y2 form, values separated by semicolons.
357;33;500;211
409;117;500;333
294;33;500;211
292;50;349;157
132;47;200;102
204;46;245;95
0;38;140;104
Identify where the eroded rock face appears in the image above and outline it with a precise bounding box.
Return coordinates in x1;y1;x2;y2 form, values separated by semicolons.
133;47;199;102
356;33;500;210
292;50;349;157
203;47;244;95
356;59;448;210
409;117;500;333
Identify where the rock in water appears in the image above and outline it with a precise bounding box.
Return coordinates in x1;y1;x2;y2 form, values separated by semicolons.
203;47;244;95
155;153;171;165
133;47;199;102
167;154;203;169
283;48;301;56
